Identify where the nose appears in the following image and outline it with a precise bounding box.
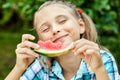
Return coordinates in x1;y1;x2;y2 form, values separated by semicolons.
52;25;60;35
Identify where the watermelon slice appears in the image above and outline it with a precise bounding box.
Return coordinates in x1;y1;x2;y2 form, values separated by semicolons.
34;40;73;57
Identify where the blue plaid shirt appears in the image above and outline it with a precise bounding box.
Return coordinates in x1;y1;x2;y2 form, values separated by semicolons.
20;50;120;80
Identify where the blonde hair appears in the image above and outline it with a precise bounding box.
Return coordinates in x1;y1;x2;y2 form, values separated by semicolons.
33;0;104;70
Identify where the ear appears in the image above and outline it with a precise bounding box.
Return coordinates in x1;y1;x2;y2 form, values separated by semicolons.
78;18;85;34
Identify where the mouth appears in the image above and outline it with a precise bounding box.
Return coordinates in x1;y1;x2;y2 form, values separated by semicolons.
53;34;68;43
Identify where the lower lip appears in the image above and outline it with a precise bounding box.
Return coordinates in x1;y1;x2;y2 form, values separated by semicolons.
54;34;68;42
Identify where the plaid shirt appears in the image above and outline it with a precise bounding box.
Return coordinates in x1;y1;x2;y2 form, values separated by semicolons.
20;50;120;80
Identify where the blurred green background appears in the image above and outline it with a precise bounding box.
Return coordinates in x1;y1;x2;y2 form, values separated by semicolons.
0;0;120;79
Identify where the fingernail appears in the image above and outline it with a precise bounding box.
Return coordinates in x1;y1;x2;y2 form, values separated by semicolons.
36;44;40;49
71;45;74;49
35;54;39;57
74;52;77;56
32;36;35;39
71;42;75;47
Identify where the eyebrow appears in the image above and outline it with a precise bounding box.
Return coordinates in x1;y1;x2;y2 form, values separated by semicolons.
55;15;67;20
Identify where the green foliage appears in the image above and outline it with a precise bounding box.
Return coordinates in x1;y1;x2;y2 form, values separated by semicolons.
0;0;46;31
0;0;120;79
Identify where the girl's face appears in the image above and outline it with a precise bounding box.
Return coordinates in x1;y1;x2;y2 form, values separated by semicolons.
35;4;85;45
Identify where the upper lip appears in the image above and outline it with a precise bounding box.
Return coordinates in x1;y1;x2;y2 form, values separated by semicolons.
53;34;68;42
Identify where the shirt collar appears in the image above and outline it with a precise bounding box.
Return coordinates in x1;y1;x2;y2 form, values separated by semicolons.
51;59;91;80
71;60;90;80
52;60;65;80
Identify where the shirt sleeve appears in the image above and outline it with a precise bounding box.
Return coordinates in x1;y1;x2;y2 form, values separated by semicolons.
19;58;46;80
100;50;120;80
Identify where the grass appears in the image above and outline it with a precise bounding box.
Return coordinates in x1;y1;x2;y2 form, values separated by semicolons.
0;32;22;80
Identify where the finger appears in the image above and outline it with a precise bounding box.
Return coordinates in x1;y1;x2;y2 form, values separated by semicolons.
17;53;36;60
85;49;100;56
17;41;39;49
76;52;85;58
74;45;99;56
16;48;39;57
16;53;36;68
22;34;35;42
84;49;100;64
74;39;99;50
74;43;99;52
74;39;98;48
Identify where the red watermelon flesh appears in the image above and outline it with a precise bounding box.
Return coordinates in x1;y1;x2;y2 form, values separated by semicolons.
35;40;73;57
37;40;65;51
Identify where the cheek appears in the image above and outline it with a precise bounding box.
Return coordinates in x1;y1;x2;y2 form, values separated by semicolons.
63;22;74;31
38;32;52;41
63;22;80;40
35;27;52;41
71;30;80;40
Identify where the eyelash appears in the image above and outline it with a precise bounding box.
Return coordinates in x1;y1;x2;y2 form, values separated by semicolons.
59;19;67;24
41;26;50;32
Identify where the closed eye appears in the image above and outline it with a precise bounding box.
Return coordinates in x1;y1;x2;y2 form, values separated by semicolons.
58;19;67;24
56;15;68;24
42;27;49;32
40;25;50;33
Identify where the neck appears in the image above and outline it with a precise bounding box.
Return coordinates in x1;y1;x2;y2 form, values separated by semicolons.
56;52;81;73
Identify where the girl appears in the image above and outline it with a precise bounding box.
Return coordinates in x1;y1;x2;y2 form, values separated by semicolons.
5;0;119;80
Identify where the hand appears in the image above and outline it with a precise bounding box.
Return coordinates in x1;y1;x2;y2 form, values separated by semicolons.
73;38;103;72
15;34;39;71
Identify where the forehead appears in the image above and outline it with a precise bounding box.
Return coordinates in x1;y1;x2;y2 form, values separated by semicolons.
35;4;74;20
43;4;72;11
39;4;73;15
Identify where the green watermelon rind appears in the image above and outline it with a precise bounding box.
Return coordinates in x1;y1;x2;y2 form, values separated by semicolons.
34;43;73;57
